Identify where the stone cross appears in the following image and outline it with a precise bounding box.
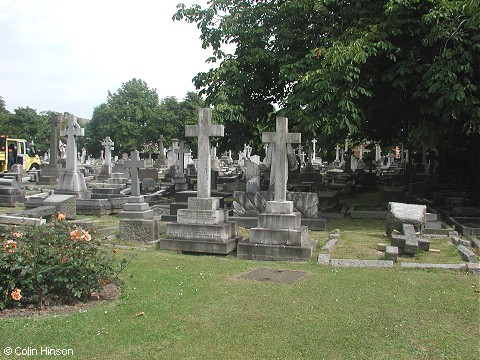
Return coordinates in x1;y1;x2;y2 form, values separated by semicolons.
174;141;185;177
127;150;145;197
335;145;340;162
185;108;224;198
311;138;317;161
245;144;252;158
59;114;84;172
101;136;114;165
262;117;301;203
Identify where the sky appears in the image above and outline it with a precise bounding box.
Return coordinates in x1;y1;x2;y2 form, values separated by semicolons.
0;0;216;119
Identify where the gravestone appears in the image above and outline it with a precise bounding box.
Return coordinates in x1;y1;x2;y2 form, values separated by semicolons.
37;113;62;185
160;108;241;254
237;117;317;260
245;159;261;193
119;151;158;242
174;141;188;191
99;136;114;178
153;135;168;168
55;115;91;199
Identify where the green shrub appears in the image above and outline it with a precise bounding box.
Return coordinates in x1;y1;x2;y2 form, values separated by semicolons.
0;214;131;310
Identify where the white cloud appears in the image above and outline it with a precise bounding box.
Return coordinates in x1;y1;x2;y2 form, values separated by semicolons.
0;0;214;118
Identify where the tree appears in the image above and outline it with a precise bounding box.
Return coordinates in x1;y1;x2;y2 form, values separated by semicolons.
85;82;205;157
174;0;479;187
85;79;162;155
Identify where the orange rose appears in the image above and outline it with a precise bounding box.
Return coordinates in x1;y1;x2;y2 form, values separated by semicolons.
11;231;23;238
11;288;22;301
57;212;66;221
81;230;92;241
113;248;119;253
70;229;82;240
3;240;17;253
61;255;68;263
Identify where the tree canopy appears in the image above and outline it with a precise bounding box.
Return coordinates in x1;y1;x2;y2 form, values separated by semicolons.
174;0;479;155
85;79;204;156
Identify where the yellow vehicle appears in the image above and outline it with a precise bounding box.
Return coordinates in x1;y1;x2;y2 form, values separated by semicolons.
0;135;42;172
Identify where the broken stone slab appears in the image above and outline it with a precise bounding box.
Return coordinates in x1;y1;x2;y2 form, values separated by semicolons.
385;202;426;236
321;238;337;253
457;245;477;263
0;215;46;226
330;259;394;268
400;263;467;271
471;237;480;248
385;246;399;262
317;254;330;265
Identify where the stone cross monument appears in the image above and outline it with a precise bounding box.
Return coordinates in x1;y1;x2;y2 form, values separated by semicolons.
102;136;114;166
99;136;114;177
185;108;224;198
237;116;316;261
261;117;301;213
160;108;240;255
119;150;155;242
55;115;90;199
127;150;144;197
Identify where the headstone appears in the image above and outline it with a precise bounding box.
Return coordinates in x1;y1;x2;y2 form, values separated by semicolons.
160;108;241;254
174;141;188;191
119;150;157;242
99;136;114;177
153;135;168;168
37;113;62;185
245;159;261;193
55;115;91;199
237;117;317;260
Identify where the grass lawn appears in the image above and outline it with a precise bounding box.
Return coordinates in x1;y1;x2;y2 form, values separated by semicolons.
0;197;479;359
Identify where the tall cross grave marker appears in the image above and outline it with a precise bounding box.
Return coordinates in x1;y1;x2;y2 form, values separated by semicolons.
185;108;224;199
262;117;300;213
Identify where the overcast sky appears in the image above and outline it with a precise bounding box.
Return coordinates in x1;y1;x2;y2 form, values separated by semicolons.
0;0;215;119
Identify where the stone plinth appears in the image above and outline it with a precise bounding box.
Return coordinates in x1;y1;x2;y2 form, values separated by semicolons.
237;200;316;261
160;197;240;255
43;194;76;219
119;195;156;242
119;219;159;243
55;171;91;199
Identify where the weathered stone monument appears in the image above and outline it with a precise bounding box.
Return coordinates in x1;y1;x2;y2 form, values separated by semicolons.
38;113;62;185
160;108;241;254
99;136;114;178
237;117;317;260
153;135;167;168
55;115;91;199
174;141;188;191
119;150;158;242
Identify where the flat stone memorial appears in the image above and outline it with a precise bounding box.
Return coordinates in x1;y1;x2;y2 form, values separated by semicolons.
237;117;317;261
160;108;241;254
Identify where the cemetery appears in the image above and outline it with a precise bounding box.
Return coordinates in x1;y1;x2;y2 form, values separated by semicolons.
0;107;478;358
1;0;479;358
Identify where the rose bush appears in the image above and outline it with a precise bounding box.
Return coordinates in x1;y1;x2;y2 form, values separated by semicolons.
0;214;132;310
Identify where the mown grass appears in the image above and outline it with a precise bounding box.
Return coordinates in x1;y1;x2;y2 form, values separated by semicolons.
1;248;478;359
0;193;478;359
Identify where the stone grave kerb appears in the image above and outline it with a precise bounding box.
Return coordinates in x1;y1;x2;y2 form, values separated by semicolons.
262;117;301;214
185;108;224;209
127;150;145;198
59;114;84;172
101;136;114;166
